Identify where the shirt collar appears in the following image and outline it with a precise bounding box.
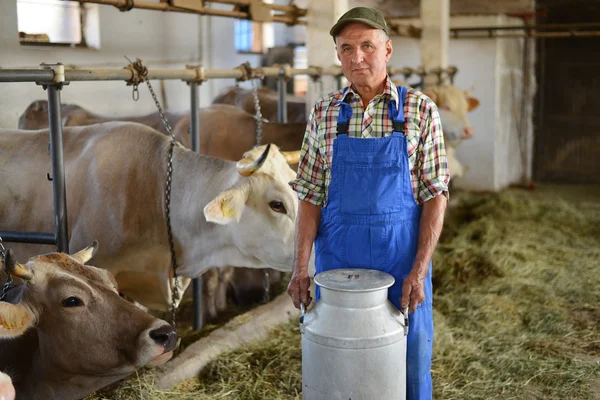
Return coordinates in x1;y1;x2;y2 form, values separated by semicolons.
340;75;400;105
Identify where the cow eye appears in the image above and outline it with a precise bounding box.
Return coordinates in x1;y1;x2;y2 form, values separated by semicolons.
269;201;287;214
62;296;83;308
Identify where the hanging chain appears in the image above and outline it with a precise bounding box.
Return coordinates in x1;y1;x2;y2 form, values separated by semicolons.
250;78;263;146
128;58;180;327
0;237;13;302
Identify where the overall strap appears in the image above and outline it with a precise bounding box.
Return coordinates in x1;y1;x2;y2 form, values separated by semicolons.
388;85;408;133
336;87;353;136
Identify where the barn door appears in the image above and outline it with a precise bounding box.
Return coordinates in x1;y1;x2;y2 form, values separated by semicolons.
534;0;600;184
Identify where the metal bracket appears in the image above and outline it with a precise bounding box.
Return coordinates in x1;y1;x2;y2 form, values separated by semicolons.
249;1;272;22
235;62;253;82
185;64;205;85
278;64;293;81
37;63;67;89
307;65;323;82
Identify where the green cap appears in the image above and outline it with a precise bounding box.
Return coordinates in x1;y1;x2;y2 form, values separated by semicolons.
329;7;388;40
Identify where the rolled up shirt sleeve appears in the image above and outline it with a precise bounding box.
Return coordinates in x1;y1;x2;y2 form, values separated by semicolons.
417;98;450;203
289;104;327;206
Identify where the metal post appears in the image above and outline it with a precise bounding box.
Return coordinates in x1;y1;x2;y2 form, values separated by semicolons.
337;75;344;91
277;77;288;123
189;81;204;330
46;81;69;253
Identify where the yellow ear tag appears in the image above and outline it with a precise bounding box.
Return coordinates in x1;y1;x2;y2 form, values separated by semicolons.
221;201;234;217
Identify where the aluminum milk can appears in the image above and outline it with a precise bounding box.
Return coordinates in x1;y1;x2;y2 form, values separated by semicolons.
300;268;409;400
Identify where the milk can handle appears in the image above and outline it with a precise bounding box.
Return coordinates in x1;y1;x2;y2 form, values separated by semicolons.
402;306;409;337
299;302;306;334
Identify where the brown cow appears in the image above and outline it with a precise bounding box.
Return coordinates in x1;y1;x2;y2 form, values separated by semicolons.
212;86;307;122
0;243;177;400
172;104;305;159
17;99;184;135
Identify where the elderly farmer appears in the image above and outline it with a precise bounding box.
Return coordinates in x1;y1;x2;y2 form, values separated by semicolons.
287;7;448;400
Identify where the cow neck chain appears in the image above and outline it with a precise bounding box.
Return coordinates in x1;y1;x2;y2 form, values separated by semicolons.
131;60;180;328
251;78;263;146
0;237;13;302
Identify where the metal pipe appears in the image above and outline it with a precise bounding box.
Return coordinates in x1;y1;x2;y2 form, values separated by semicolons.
452;31;600;39
188;81;204;330
0;231;56;245
277;78;288;123
0;66;348;84
76;0;305;25
47;85;70;253
449;22;600;32
0;70;54;82
209;0;307;15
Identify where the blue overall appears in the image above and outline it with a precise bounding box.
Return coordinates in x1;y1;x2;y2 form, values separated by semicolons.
314;86;434;399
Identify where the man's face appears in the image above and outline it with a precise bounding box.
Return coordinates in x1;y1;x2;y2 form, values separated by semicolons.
336;22;393;89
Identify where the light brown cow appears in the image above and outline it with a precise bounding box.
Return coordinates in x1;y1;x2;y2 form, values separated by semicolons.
212;85;307;122
15;102;304;318
0;123;303;311
17;99;184;135
0;243;177;400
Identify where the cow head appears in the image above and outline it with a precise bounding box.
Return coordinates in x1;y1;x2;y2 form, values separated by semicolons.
422;85;480;143
17;100;50;130
0;244;177;392
17;100;89;130
204;144;302;272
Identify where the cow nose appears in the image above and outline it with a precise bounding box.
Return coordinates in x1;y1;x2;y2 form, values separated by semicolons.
462;126;474;139
149;324;178;351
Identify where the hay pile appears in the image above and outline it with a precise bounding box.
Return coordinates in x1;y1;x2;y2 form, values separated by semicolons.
89;185;600;400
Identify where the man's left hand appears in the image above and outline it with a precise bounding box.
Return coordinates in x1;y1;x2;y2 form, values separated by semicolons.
400;272;426;313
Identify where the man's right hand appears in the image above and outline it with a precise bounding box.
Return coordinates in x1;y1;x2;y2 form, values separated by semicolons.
287;269;312;309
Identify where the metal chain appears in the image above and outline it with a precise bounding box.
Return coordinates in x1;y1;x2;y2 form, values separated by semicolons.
250;78;263;146
129;59;180;327
0;237;13;302
249;77;272;301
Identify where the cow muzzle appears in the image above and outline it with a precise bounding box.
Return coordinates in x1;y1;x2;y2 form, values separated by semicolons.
0;372;15;400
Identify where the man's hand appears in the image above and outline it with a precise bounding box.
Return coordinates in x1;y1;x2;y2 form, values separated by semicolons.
400;272;426;313
287;269;312;309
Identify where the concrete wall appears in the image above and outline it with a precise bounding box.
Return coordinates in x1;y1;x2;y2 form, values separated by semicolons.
0;1;263;128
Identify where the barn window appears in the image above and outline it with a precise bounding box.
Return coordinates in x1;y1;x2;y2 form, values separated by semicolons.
234;19;264;54
16;0;100;48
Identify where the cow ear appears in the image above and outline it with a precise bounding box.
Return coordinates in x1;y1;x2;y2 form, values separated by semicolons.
70;240;99;265
467;97;480;112
422;89;438;103
204;186;248;225
0;303;35;338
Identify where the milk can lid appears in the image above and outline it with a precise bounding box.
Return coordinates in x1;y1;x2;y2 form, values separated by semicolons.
314;269;395;292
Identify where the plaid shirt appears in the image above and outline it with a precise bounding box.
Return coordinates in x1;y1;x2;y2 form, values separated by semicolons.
290;76;449;206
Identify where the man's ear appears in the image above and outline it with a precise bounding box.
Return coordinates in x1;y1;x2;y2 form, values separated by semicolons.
385;39;393;61
204;185;249;225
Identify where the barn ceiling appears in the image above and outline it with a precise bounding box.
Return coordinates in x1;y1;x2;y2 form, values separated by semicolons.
352;0;535;18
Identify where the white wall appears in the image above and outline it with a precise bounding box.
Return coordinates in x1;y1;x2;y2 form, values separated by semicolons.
0;1;263;128
389;16;534;191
